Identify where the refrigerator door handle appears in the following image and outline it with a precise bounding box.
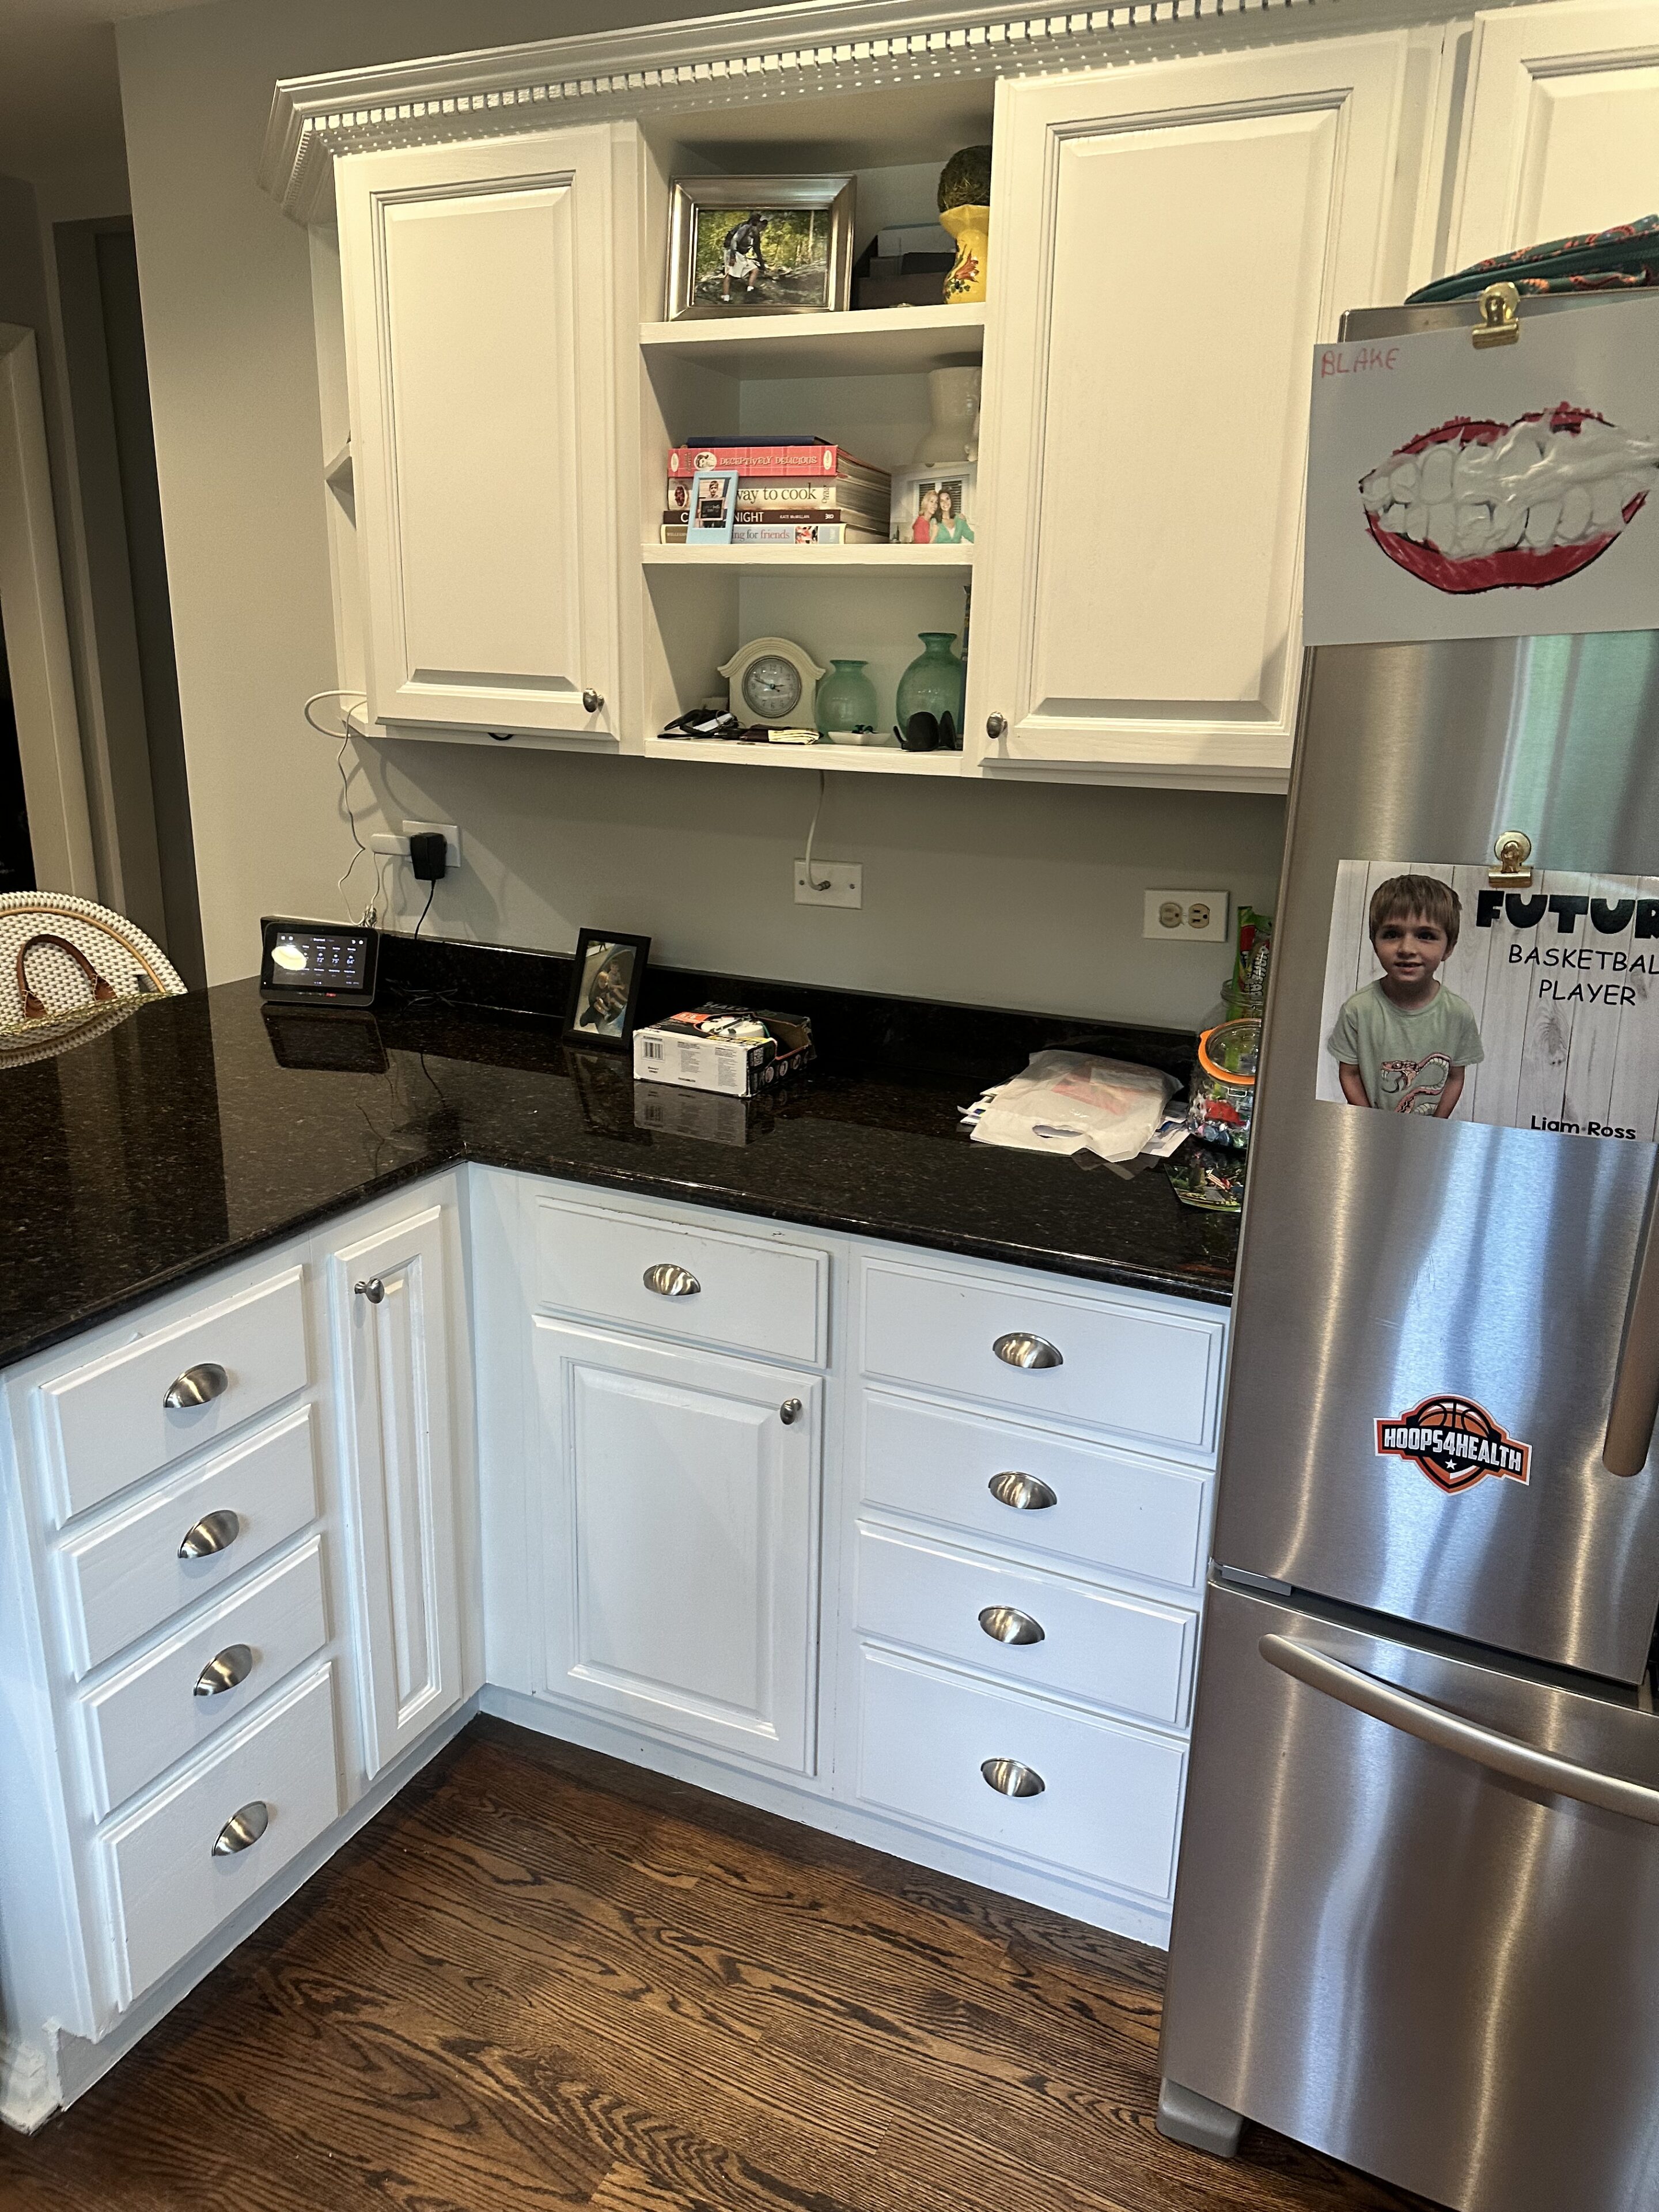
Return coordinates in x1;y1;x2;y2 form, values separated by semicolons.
1259;1634;1659;1828
1604;1167;1659;1478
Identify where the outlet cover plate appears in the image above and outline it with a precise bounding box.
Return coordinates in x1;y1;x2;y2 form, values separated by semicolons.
1144;889;1229;942
371;822;462;869
794;859;862;910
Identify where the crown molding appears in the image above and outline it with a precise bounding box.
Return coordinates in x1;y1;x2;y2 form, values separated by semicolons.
260;0;1351;224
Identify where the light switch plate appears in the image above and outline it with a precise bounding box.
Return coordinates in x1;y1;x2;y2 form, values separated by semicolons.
794;860;862;909
1144;889;1229;942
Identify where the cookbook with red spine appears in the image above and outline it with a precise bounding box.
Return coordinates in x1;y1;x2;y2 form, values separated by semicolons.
667;442;885;482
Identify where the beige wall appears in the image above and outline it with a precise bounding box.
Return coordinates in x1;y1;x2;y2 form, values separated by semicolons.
117;0;1284;1027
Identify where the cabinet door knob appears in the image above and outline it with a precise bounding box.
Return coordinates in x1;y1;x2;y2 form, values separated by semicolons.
643;1263;700;1298
163;1362;227;1410
354;1277;385;1304
979;1605;1046;1646
178;1508;241;1560
779;1397;804;1425
985;713;1007;740
988;1469;1058;1512
981;1758;1045;1798
194;1643;253;1697
993;1332;1062;1370
582;688;604;714
211;1800;270;1857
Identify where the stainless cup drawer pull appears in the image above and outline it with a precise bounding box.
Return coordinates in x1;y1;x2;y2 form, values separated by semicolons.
211;1800;270;1857
979;1605;1046;1646
163;1361;228;1410
194;1643;254;1697
643;1263;700;1298
988;1469;1058;1512
993;1332;1062;1370
981;1758;1046;1798
178;1509;241;1560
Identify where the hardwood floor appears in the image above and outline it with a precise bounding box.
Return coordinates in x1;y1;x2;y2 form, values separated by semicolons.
0;1718;1437;2211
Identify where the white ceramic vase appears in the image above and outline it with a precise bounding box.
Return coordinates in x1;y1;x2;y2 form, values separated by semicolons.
914;366;982;465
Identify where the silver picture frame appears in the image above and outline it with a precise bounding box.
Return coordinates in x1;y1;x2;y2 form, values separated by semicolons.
666;175;855;320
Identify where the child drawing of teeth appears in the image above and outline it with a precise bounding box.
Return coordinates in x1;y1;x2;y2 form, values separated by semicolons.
1359;403;1659;593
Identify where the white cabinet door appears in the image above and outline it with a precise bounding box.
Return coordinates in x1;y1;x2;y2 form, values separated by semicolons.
532;1319;821;1772
971;35;1408;790
1450;2;1659;266
336;127;622;737
330;1202;466;1775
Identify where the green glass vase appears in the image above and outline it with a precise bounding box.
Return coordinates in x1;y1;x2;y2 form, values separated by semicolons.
895;632;965;734
816;657;878;736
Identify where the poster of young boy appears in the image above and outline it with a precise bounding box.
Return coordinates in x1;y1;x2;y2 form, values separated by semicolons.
1303;293;1659;647
1316;860;1659;1142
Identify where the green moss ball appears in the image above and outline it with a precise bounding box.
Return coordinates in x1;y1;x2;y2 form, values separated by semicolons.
938;145;993;211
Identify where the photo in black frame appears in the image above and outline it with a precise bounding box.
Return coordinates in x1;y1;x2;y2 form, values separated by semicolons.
562;929;651;1049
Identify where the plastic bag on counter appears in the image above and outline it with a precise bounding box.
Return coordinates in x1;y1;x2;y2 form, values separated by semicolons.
967;1050;1178;1164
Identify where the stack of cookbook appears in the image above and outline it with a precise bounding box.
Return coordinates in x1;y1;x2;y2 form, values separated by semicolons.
661;438;891;545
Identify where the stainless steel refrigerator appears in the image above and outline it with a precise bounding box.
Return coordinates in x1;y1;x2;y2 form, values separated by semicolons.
1158;291;1659;2212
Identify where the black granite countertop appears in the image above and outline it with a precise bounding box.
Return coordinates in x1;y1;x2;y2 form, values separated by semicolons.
0;940;1238;1370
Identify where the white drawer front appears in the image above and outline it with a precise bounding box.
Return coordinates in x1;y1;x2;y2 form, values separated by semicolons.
860;1259;1222;1452
535;1196;828;1367
862;1388;1207;1591
100;1662;341;2008
857;1527;1195;1729
80;1539;329;1818
857;1646;1184;1903
40;1267;309;1523
58;1409;319;1675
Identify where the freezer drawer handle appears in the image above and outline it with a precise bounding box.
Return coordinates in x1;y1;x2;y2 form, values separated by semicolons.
1604;1177;1659;1477
1260;1634;1659;1829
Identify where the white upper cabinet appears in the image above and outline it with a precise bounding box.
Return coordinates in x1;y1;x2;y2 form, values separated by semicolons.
1450;2;1659;266
969;34;1410;790
335;128;626;739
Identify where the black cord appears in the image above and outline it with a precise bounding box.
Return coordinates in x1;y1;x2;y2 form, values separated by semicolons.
413;879;437;939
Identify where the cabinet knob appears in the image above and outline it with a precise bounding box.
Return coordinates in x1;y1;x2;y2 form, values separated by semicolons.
178;1508;241;1560
993;1332;1062;1371
643;1263;700;1298
194;1643;253;1698
985;713;1007;741
211;1800;270;1857
779;1397;804;1426
582;688;604;715
163;1362;228;1410
988;1469;1058;1512
979;1605;1046;1646
981;1758;1045;1798
354;1277;386;1304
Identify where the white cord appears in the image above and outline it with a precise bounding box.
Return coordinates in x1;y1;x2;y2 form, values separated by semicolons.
304;690;377;925
803;770;832;892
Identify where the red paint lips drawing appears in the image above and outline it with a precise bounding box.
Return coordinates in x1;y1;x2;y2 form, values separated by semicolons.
1360;403;1659;593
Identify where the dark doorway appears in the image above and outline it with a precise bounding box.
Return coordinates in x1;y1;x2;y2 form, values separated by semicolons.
0;615;35;893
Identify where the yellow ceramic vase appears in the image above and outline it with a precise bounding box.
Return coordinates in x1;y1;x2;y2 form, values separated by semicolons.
940;203;989;304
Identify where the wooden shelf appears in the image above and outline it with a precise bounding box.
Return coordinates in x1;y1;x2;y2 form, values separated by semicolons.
643;543;973;574
645;738;964;775
639;304;986;380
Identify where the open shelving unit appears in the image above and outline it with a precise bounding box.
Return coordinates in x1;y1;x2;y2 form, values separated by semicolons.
640;302;987;380
643;542;972;573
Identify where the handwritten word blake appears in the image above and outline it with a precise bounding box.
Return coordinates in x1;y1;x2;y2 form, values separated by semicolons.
1319;344;1400;377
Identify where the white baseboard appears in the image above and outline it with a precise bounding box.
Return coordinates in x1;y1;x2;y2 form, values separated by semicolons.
481;1685;1175;1952
3;1696;479;2131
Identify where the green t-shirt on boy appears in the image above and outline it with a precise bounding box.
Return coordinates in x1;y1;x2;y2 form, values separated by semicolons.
1329;979;1484;1113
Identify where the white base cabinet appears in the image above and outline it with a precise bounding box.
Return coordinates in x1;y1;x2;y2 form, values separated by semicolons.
0;1160;1223;2127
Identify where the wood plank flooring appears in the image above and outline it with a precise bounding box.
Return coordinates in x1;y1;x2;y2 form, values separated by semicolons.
0;1718;1437;2211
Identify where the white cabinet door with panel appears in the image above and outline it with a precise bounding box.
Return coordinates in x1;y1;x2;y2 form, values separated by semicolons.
1450;2;1659;267
971;34;1408;790
329;1200;468;1778
532;1319;821;1773
336;126;625;738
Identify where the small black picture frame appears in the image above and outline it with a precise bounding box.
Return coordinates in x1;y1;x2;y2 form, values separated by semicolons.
562;929;650;1050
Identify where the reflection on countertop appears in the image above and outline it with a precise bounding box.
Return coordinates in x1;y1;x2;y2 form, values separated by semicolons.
0;949;1239;1370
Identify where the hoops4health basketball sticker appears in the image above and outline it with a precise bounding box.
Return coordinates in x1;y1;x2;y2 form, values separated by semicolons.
1376;1396;1532;1494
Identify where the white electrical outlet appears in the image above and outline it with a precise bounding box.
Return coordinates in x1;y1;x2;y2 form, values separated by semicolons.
794;859;862;909
370;821;462;869
1143;889;1229;942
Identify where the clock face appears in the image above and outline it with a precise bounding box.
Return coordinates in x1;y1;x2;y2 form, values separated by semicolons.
741;653;804;719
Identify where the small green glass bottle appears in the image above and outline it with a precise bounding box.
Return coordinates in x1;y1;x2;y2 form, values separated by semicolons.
895;632;965;734
816;658;878;736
